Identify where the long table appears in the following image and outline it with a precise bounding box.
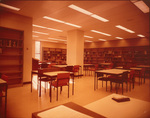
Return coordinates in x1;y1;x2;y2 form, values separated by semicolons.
94;69;130;90
85;93;150;118
32;102;105;118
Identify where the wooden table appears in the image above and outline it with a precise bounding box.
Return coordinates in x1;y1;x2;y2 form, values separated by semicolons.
85;93;150;118
0;79;7;118
94;69;130;90
32;102;105;118
31;70;74;101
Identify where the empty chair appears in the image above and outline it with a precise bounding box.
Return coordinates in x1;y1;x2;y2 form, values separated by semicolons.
128;70;135;91
97;73;109;91
73;65;80;78
109;72;128;94
89;64;99;76
49;73;70;101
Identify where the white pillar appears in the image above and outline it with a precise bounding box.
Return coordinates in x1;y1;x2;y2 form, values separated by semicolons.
67;29;84;73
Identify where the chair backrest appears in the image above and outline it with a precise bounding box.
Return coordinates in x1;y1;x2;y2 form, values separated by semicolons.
66;66;73;72
73;65;80;72
129;70;135;80
57;73;70;86
32;58;39;70
122;72;128;82
95;64;99;69
109;63;114;69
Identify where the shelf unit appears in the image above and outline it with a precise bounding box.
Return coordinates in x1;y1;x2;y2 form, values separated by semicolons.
0;27;23;85
84;46;150;67
42;47;66;64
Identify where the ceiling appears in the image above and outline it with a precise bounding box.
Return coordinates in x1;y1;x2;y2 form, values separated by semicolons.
1;0;149;43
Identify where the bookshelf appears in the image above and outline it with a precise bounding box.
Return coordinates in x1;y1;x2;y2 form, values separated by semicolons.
42;47;66;64
84;46;150;67
0;27;23;85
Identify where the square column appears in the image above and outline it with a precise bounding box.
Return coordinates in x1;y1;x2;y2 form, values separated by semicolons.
67;29;84;70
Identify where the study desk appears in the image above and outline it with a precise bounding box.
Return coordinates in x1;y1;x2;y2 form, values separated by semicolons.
31;70;74;100
32;102;105;118
0;79;7;118
85;93;150;118
94;69;130;90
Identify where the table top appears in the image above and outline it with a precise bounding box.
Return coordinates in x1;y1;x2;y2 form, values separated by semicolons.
32;102;105;118
100;63;111;65
130;67;142;71
137;65;150;68
52;65;68;68
43;71;73;77
96;69;129;75
0;79;7;84
85;93;150;118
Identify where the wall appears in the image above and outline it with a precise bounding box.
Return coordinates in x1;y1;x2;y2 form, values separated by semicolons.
0;10;32;83
84;37;150;48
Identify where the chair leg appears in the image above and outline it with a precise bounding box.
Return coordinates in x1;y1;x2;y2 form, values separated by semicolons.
122;83;123;94
49;84;52;102
68;84;69;98
106;81;107;91
57;87;58;101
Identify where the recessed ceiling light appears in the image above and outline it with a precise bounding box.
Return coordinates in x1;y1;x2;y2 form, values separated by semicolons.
115;25;135;33
43;16;81;28
137;34;145;37
131;0;149;13
37;39;58;43
84;35;93;38
32;35;39;37
0;3;20;11
33;24;63;32
68;4;109;22
91;30;111;36
32;31;49;35
91;14;109;22
98;39;107;41
85;40;93;42
48;38;66;41
116;37;123;39
68;4;93;15
65;22;81;28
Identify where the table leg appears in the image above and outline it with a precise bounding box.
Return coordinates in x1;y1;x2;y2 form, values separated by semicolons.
39;77;41;97
72;74;74;95
5;84;7;118
31;72;32;92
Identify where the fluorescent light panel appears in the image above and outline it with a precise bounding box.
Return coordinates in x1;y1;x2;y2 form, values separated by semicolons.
85;40;93;42
68;4;109;22
32;31;49;35
116;37;123;39
91;30;111;36
137;34;145;37
33;24;63;32
32;35;39;37
115;25;135;33
48;38;66;41
38;39;58;43
84;35;93;38
0;3;20;11
132;0;149;13
43;16;81;28
99;39;107;41
68;4;93;15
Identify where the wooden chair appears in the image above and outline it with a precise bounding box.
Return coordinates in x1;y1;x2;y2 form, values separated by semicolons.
97;73;109;91
73;65;80;78
49;73;70;101
0;74;8;118
109;72;128;94
128;70;135;91
105;63;114;70
89;64;99;76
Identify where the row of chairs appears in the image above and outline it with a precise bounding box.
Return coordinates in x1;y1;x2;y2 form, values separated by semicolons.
97;67;146;94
